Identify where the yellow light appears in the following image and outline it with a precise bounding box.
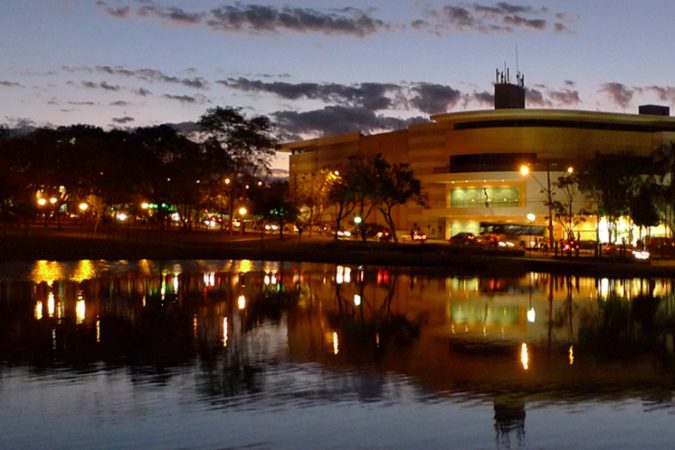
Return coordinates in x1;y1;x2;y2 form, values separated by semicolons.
238;206;247;216
568;345;575;365
78;202;89;211
526;213;536;222
520;343;529;370
71;260;95;282
224;177;231;185
519;165;530;176
117;212;128;221
141;202;149;210
527;307;536;323
76;299;86;324
332;331;339;355
353;294;361;306
237;294;246;310
37;198;47;206
223;317;228;347
47;292;55;317
96;319;101;343
49;197;57;205
567;166;574;174
35;301;43;320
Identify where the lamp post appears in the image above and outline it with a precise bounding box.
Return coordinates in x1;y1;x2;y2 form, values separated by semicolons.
238;206;247;234
224;177;233;235
521;163;554;249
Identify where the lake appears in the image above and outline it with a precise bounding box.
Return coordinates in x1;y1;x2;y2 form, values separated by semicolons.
1;259;675;449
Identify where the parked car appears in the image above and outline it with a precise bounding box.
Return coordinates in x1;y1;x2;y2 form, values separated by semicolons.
449;232;480;247
402;231;428;242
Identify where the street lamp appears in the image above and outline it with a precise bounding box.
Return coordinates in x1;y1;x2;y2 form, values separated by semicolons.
520;163;554;249
238;206;247;234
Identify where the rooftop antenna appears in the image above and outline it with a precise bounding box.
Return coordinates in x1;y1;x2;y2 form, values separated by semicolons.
515;44;519;73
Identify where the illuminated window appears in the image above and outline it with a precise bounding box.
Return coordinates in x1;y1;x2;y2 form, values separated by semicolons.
450;187;520;208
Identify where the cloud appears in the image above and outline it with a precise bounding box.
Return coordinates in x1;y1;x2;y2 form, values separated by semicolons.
64;64;209;89
525;87;551;107
220;77;402;110
600;82;634;108
112;116;135;124
95;0;130;18
110;100;130;106
548;88;580;106
81;80;122;91
163;94;198;103
414;2;574;34
0;80;24;88
67;101;96;106
137;3;204;25
644;85;675;103
135;87;152;96
272;105;427;139
98;1;390;37
410;83;462;114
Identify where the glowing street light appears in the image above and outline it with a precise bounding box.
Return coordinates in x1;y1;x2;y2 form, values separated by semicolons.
37;198;47;206
78;202;89;212
49;197;58;205
238;206;247;217
520;163;554;248
354;216;362;225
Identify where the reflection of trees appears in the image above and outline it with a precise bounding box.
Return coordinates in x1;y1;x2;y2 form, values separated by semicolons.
494;401;526;449
577;291;675;358
330;271;420;357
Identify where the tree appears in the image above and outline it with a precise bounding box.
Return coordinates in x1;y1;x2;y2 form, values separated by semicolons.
578;151;644;243
249;181;298;240
370;155;425;243
293;169;337;236
198;106;276;177
630;182;661;241
550;171;585;240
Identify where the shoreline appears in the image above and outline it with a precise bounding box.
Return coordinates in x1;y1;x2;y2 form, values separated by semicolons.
1;226;674;277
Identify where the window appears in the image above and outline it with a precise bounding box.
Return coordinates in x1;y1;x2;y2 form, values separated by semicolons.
450;186;520;208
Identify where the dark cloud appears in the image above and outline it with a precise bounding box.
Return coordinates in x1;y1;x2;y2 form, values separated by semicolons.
0;80;24;88
95;65;209;89
137;3;204;25
503;15;546;29
526;87;552;107
410;83;462;114
415;2;573;34
67;101;96;106
81;80;122;91
95;1;130;18
465;91;494;106
98;1;390;37
548;88;580;106
272;105;427;138
64;65;208;89
163;94;198;103
564;79;576;86
220;77;402;110
473;3;538;15
135;87;152;96
600;82;634;108
110;100;129;106
112;116;135;124
208;4;390;37
644;85;675;103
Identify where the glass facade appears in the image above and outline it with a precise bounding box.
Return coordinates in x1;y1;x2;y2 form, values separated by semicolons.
450;186;520;208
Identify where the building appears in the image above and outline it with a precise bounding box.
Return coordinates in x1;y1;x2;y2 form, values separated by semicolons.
281;72;675;243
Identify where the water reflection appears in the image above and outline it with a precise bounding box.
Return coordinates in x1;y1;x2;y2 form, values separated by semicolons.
1;260;675;447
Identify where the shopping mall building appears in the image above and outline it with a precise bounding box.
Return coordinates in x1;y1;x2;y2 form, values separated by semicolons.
280;74;675;243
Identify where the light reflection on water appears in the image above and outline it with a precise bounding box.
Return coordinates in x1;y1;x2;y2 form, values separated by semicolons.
1;260;675;448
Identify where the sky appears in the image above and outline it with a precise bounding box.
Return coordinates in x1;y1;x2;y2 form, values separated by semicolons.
2;0;675;170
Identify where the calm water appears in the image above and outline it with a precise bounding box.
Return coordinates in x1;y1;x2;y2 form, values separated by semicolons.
2;260;675;449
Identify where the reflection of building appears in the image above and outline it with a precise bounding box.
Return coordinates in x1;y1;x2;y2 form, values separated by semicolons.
281;72;675;242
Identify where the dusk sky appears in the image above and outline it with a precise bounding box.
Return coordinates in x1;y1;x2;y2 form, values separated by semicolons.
2;0;675;169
